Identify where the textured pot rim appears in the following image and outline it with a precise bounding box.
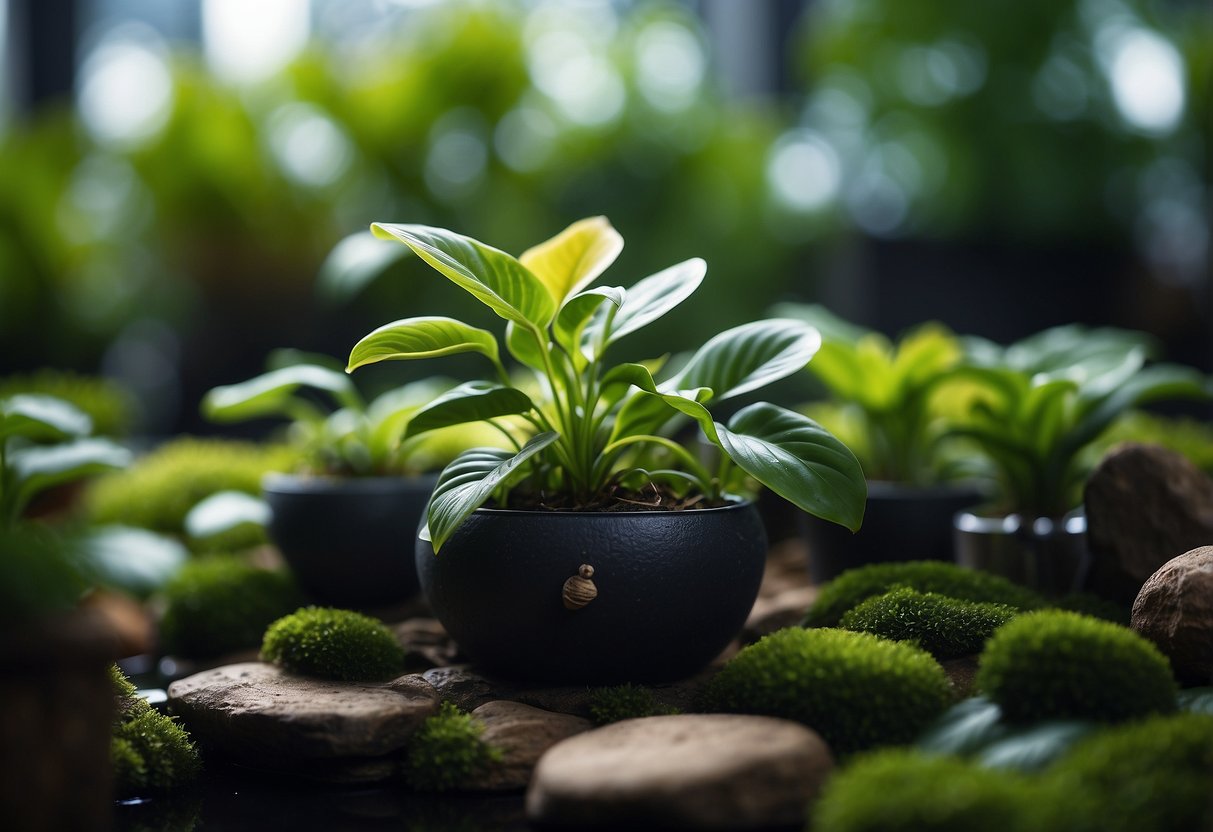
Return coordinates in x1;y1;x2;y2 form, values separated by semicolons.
461;498;754;520
263;471;439;495
954;509;1086;537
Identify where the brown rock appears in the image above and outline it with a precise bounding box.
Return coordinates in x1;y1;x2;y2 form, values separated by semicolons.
526;714;833;830
468;701;592;791
1131;546;1213;685
167;663;439;762
1085;444;1213;603
393;617;461;672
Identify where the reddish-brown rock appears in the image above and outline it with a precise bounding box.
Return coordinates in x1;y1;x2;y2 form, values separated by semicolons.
1085;444;1213;603
1131;546;1213;685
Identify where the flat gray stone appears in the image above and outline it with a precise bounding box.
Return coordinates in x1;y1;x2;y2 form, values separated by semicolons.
526;714;833;830
468;701;592;791
168;662;439;762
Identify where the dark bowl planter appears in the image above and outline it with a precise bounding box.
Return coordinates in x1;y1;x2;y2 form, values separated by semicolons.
800;482;984;584
264;473;438;608
416;502;767;684
953;510;1088;596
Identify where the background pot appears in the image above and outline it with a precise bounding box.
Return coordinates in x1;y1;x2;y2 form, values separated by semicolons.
953;510;1088;595
800;482;984;584
416;502;767;684
264;473;437;608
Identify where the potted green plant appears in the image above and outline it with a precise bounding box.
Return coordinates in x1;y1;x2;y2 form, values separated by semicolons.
346;216;866;683
0;393;130;828
202;355;499;607
948;325;1210;593
774;304;984;581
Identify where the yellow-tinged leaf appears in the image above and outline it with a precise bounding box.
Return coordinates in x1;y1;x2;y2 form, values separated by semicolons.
519;216;624;304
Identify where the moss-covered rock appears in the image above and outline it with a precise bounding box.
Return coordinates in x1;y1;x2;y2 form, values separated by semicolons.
587;684;680;726
812;750;1036;832
840;588;1018;660
85;437;294;540
1042;712;1213;832
160;557;304;659
403;702;501;792
804;562;1046;628
261;606;405;681
976;611;1176;723
700;627;951;755
111;665;200;796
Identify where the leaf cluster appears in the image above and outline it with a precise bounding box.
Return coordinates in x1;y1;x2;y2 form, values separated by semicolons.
803;561;1046;628
347;217;867;550
976;611;1177;724
403;701;501;792
159;556;304;659
261;606;405;681
699;627;951;755
587;683;680;725
0;393;130;529
775;304;964;484
840;587;1018;660
111;665;200;796
947;325;1210;516
0;370;136;437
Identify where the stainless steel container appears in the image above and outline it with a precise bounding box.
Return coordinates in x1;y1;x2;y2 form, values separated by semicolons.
953;510;1088;595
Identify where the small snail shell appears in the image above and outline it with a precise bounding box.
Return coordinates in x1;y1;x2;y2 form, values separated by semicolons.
562;564;598;610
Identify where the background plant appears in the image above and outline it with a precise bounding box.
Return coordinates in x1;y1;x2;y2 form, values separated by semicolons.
346;217;866;550
775;303;965;484
945;325;1209;516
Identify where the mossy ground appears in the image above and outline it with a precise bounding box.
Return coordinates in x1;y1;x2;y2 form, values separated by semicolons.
840;587;1018;660
110;665;200;795
403;702;500;792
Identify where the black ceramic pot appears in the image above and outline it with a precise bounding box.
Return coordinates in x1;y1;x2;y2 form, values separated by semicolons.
953;510;1088;596
264;473;438;608
416;502;767;684
801;482;984;584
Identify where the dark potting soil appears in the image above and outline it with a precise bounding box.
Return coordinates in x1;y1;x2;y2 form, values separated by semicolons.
494;483;730;513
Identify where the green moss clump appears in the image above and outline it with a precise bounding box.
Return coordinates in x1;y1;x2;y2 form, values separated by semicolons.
976;611;1177;724
404;702;501;792
839;588;1019;660
261;606;405;681
1042;713;1213;832
85;437;294;537
110;665;200;795
700;627;951;755
813;750;1036;832
0;370;136;436
804;562;1046;628
588;684;680;726
160;557;304;658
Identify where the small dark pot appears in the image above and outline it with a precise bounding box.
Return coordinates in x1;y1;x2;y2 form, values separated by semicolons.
264;474;438;608
801;482;984;584
416;502;767;684
953;511;1089;596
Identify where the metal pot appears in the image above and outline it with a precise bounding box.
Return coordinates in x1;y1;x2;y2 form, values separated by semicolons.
953;510;1088;595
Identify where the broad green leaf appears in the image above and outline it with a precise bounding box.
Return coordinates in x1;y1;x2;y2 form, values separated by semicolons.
505;321;549;371
363;380;450;462
347;316;500;372
1006;325;1156;376
603;363;718;443
917;697;1007;756
713;403;866;531
586;258;705;348
890;324;962;395
976;722;1095;771
553;286;625;365
202;364;359;422
317;230;411;303
405;382;533;440
0;394;92;442
1065;363;1210;456
424;432;558;551
669;318;821;403
519;216;624;304
184;491;271;540
371;223;555;327
78;525;188;597
9;438;131;513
